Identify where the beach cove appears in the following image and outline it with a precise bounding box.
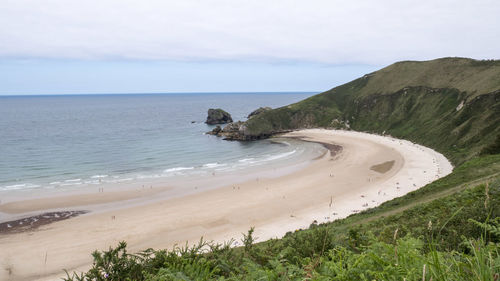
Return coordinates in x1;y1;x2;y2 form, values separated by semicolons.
0;129;453;281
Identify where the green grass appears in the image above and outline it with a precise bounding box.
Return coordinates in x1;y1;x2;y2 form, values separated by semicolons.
243;58;500;165
354;58;500;98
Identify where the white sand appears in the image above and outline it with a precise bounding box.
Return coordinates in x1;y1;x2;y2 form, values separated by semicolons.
0;129;452;281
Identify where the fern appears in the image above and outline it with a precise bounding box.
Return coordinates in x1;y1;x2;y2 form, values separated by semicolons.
469;218;500;239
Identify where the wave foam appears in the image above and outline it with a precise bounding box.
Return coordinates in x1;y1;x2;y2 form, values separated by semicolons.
202;163;226;168
60;182;82;186
263;150;297;162
2;183;41;190
164;167;194;173
238;158;255;163
65;178;81;182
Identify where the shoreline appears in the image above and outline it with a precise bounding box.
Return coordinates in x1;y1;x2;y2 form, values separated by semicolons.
0;138;323;204
0;129;453;281
0;139;326;221
0;139;341;235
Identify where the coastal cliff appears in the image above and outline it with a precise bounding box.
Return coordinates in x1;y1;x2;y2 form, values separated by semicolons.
227;58;500;164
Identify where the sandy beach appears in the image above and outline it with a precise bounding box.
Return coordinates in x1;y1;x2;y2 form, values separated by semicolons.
0;129;453;281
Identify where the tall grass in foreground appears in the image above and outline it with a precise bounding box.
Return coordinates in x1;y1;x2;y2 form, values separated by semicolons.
64;223;499;281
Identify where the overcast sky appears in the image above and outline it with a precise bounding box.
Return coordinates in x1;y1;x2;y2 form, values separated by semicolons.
1;0;499;95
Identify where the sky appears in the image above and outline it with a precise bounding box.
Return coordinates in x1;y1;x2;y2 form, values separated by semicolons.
1;0;499;95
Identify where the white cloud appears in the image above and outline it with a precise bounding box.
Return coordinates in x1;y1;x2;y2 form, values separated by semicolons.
0;0;499;64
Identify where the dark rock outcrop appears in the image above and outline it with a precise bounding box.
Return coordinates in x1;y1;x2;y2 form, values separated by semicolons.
220;121;246;140
207;125;222;135
248;107;272;118
206;121;250;140
205;108;233;125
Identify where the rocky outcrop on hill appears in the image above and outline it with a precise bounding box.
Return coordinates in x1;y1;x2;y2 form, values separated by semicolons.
248;107;272;118
205;109;233;125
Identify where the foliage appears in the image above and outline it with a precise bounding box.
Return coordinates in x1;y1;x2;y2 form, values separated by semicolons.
65;233;500;281
482;134;500;156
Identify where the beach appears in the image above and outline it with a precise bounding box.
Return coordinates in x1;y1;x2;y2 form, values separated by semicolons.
0;129;453;281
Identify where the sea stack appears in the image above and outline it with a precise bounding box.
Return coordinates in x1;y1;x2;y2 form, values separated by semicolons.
205;108;233;125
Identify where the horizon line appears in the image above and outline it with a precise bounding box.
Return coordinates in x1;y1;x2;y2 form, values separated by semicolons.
0;90;321;97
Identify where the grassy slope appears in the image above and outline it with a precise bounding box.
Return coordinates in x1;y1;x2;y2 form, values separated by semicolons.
245;57;500;164
351;58;500;98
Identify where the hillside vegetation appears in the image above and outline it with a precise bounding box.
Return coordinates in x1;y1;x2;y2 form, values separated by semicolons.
66;58;500;280
243;57;500;164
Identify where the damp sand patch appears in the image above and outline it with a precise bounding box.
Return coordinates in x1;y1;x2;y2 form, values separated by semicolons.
284;135;343;158
370;160;395;173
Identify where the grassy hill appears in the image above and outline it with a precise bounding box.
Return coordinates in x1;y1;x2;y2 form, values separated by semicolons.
66;58;500;280
243;57;500;165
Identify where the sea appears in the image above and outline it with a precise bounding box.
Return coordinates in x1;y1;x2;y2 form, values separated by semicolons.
0;92;326;196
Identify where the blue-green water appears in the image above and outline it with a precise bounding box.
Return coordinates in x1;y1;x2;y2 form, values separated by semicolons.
0;92;322;192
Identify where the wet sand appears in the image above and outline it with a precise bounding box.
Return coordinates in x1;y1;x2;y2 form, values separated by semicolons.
0;211;88;235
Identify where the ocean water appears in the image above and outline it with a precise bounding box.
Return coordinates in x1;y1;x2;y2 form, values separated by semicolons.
0;92;324;194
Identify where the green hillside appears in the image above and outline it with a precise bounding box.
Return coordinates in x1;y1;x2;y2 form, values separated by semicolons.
66;58;500;280
243;57;500;164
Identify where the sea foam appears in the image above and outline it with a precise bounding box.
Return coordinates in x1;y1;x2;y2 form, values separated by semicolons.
164;167;195;173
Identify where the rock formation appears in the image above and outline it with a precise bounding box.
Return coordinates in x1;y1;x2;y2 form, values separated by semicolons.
207;125;222;135
206;121;250;140
205;108;233;125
